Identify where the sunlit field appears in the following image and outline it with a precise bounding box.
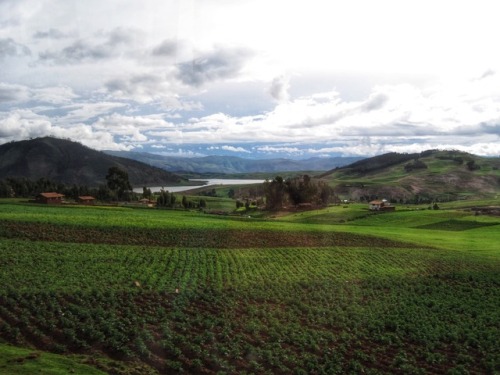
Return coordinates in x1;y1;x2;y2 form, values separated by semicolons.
0;199;498;374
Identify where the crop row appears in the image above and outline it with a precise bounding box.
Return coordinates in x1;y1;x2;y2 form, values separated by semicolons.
0;219;425;249
0;272;498;374
0;237;499;373
1;239;489;294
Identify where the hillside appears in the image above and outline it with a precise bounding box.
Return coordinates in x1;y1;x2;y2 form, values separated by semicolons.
105;151;362;174
320;150;500;201
0;137;185;187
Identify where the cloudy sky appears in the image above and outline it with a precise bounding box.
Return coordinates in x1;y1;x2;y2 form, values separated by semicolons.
1;0;499;158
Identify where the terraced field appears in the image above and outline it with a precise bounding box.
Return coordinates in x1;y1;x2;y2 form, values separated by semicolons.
0;200;498;374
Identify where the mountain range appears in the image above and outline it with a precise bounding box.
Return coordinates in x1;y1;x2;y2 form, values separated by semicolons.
1;138;499;200
104;151;362;174
0;137;185;187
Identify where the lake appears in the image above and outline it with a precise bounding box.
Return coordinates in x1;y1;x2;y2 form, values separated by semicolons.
133;179;265;193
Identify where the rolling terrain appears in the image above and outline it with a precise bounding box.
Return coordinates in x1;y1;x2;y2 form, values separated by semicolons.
0;137;185;187
320;150;500;201
0;144;499;373
0;198;498;374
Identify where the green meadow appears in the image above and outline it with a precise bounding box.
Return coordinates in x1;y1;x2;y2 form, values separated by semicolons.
0;199;498;374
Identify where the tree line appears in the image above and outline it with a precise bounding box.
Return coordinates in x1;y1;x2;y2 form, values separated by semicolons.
0;167;206;210
0;167;134;201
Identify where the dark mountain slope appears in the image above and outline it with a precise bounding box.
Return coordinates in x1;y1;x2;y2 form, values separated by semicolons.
0;137;185;187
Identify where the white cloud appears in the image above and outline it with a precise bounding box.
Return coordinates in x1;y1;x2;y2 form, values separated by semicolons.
0;83;77;105
256;146;302;154
53;102;128;124
0;0;499;157
207;145;249;153
221;145;250;153
31;86;78;104
0;109;131;150
0;110;52;139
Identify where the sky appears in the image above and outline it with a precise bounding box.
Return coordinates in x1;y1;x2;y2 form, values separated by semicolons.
0;0;499;158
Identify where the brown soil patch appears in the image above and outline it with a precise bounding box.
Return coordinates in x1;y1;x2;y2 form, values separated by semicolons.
0;220;424;249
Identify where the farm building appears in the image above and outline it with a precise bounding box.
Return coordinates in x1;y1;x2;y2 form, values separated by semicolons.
78;196;96;205
369;199;395;211
139;198;155;207
36;192;65;204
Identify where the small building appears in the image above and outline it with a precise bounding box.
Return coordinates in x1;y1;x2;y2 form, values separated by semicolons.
36;192;65;204
78;196;96;205
139;198;155;207
369;199;395;211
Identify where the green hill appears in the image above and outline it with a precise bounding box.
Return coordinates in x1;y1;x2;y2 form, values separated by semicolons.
320;150;500;202
0;137;185;187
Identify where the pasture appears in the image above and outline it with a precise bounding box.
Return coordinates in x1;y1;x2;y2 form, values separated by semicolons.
0;199;498;374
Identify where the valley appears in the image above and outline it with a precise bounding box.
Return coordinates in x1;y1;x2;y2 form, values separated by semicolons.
0;139;499;374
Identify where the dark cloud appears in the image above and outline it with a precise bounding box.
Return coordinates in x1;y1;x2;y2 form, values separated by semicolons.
38;28;138;64
360;92;388;111
0;37;30;59
152;39;180;57
104;28;137;46
0;84;27;103
176;47;253;87
269;75;289;102
106;74;160;95
479;122;500;135
39;40;113;63
33;28;68;39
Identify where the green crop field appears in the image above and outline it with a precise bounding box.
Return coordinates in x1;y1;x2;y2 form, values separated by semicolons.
0;199;499;374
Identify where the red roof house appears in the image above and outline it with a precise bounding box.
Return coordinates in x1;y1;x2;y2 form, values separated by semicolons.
36;192;65;204
369;199;395;211
78;196;96;205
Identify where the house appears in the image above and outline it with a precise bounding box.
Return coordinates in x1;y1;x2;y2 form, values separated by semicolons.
36;192;65;204
78;196;96;205
369;199;395;211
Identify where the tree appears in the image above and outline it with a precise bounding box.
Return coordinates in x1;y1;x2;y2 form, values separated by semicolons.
466;160;480;171
286;175;318;206
182;195;188;209
263;176;286;210
156;190;170;207
106;167;132;200
142;186;152;199
318;181;333;206
199;199;207;208
0;180;13;198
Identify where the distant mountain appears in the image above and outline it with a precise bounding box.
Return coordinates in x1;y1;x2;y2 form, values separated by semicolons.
105;151;362;174
319;150;500;201
0;137;185;187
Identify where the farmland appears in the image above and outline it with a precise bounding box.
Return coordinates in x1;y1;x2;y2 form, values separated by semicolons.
0;199;499;374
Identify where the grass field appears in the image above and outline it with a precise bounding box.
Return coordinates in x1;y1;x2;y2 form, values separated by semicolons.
0;199;498;374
